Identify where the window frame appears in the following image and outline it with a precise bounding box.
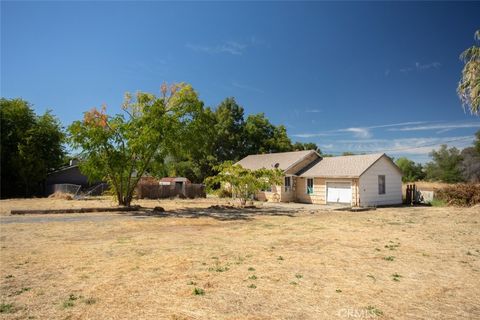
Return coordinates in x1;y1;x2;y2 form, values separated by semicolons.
284;176;291;192
306;178;314;195
378;175;386;195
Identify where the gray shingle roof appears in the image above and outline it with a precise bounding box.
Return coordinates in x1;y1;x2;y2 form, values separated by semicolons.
298;153;387;177
236;150;315;171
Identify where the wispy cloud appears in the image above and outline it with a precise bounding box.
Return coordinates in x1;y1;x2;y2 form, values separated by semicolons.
186;41;247;55
186;36;267;56
322;136;475;157
292;121;428;139
232;82;264;93
305;109;322;113
340;127;372;138
400;61;441;73
389;122;480;132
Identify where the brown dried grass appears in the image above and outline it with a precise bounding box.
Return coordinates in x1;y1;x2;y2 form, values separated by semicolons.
435;183;480;207
0;199;479;319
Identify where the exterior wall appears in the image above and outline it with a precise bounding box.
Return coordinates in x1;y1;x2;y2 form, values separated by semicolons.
296;177;326;204
255;176;296;202
359;157;402;206
295;177;358;205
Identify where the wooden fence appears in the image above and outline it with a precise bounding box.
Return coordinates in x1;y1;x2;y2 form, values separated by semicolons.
137;183;206;199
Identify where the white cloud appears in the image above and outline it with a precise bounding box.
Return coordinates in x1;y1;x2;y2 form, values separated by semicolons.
324;136;474;156
340;127;372;138
186;41;247;55
389;122;480;132
305;109;322;113
400;61;441;73
292;121;428;139
186;37;266;56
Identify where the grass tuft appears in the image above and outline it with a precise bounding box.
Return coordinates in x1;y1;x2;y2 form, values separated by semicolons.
193;287;205;296
0;303;15;314
366;305;384;316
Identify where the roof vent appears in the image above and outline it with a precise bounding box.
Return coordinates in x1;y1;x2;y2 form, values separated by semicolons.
273;163;280;168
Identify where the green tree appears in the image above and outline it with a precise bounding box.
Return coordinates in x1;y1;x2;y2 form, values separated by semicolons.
424;145;464;183
206;161;282;206
292;142;321;153
213;97;246;162
460;130;480;182
68;83;205;206
0;98;65;198
395;157;425;182
458;30;480;116
244;113;275;155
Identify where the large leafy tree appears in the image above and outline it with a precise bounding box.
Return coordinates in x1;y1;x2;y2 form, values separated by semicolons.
395;157;425;182
458;30;480;116
213;97;247;162
0;98;65;198
424;145;464;183
68;83;205;206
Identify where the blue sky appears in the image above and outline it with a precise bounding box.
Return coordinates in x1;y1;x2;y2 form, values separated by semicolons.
2;1;479;163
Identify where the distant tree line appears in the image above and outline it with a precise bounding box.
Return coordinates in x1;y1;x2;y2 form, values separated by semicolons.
395;131;480;183
152;96;321;183
2;84;479;199
0;87;319;199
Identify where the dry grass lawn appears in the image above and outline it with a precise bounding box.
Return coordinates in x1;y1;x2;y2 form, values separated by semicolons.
0;198;479;319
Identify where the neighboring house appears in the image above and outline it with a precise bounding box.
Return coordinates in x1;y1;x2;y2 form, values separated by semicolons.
236;150;402;206
45;161;90;195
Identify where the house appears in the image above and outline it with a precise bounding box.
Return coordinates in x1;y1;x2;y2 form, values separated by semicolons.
236;150;402;206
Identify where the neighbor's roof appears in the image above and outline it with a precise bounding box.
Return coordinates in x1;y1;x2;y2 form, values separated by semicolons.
298;153;392;178
236;150;316;171
160;177;191;183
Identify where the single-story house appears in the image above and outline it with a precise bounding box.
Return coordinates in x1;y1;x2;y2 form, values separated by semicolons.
236;150;402;206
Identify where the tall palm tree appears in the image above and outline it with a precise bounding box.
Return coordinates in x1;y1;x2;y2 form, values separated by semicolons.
458;30;480;116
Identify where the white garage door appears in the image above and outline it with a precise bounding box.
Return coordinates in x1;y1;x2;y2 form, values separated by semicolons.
327;182;352;204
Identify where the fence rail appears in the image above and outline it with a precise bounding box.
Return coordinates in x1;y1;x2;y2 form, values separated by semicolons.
137;183;206;199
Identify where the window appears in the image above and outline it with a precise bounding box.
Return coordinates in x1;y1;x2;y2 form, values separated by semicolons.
284;176;291;192
378;175;386;194
307;178;314;195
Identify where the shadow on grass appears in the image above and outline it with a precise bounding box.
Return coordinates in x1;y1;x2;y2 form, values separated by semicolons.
127;206;297;221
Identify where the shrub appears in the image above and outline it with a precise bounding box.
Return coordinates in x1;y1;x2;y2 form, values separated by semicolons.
216;188;232;198
193;287;205;295
435;183;480;207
